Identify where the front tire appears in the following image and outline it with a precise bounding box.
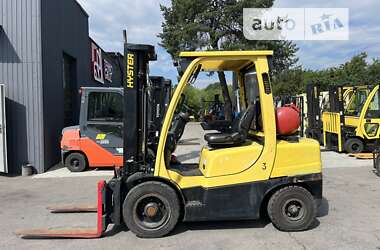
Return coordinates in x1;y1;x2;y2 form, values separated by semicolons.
268;186;316;231
123;181;180;238
344;138;364;154
64;152;87;172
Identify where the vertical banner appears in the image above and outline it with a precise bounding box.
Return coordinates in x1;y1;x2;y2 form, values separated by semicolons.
91;43;104;84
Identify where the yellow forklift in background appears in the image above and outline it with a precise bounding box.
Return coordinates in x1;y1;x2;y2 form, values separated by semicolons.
323;84;380;153
343;86;370;111
17;35;323;239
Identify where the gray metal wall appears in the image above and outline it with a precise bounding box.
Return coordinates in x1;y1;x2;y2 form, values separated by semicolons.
40;0;91;172
0;0;44;174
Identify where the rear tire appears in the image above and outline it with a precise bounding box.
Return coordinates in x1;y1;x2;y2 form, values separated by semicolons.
123;181;180;238
64;152;87;172
344;138;364;154
268;186;316;231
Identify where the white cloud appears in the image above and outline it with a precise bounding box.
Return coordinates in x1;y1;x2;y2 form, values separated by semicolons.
273;0;380;70
76;0;170;51
77;0;380;79
76;0;176;81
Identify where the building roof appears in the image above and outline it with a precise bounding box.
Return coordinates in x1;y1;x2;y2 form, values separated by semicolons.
74;0;89;17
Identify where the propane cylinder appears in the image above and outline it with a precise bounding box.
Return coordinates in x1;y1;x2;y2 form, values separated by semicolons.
275;103;301;136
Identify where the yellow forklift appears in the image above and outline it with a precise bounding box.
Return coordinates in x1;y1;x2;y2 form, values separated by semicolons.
17;35;322;239
323;84;380;153
343;85;370;111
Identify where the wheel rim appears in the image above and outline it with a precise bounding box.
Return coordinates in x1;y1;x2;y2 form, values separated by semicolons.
351;143;360;152
70;159;80;168
133;193;171;231
282;198;306;222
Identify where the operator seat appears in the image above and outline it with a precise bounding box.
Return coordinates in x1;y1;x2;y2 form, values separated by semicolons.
204;104;256;147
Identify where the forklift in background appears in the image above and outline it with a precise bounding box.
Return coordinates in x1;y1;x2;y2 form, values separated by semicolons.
322;84;380;153
200;94;233;132
61;76;172;172
275;95;303;108
17;34;322;239
304;83;380;153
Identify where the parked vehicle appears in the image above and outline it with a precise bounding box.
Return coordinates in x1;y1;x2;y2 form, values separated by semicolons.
61;76;172;172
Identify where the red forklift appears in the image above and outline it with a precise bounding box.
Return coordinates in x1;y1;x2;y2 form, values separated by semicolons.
61;76;172;172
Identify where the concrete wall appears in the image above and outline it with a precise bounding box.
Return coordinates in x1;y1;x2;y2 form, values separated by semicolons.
0;0;44;174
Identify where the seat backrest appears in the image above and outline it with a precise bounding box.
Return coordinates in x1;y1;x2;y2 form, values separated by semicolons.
238;104;256;137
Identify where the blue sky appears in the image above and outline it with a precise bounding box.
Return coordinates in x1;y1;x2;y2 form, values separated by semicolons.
76;0;380;88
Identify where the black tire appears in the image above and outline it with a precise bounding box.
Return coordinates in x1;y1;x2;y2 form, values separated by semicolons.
344;138;364;154
64;152;87;172
123;181;180;238
268;186;316;232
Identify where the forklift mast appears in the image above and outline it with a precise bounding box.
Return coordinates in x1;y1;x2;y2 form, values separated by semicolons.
323;85;346;151
124;42;157;172
163;79;172;111
149;76;172;138
306;83;321;130
328;84;346;132
328;85;345;114
304;83;324;142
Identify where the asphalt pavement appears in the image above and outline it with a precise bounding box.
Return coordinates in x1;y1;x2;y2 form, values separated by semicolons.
1;123;379;250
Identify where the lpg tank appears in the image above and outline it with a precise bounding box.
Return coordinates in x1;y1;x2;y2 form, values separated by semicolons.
275;104;301;136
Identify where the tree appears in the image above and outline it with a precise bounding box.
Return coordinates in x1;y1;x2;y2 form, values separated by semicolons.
183;84;202;113
159;0;298;120
180;82;232;119
367;58;380;84
272;52;380;96
202;82;232;102
272;66;303;95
